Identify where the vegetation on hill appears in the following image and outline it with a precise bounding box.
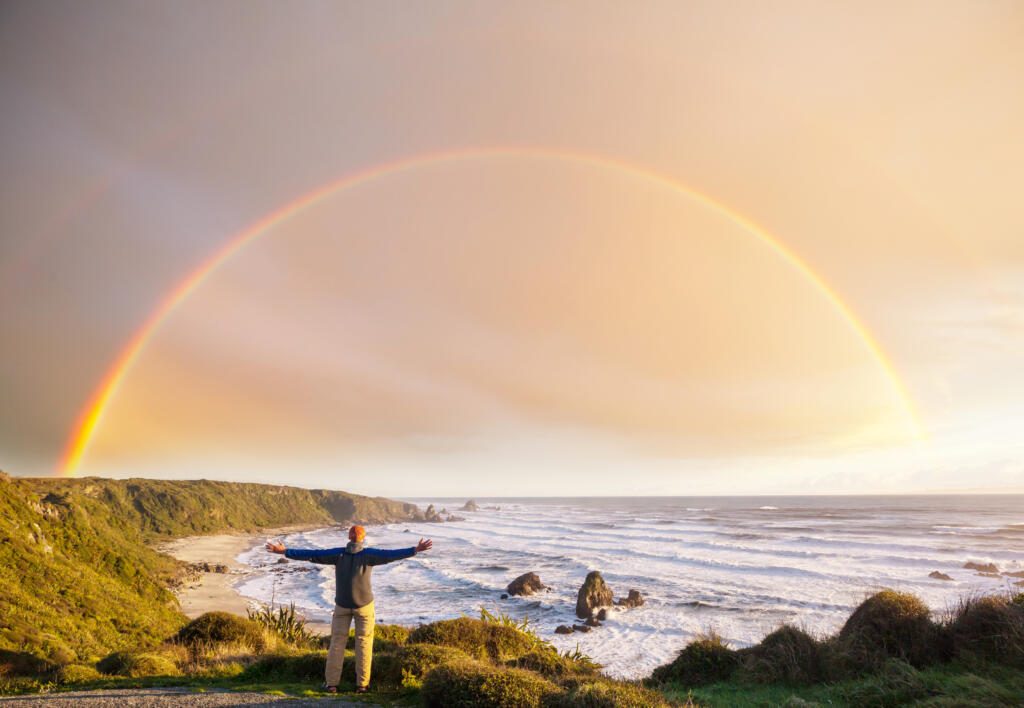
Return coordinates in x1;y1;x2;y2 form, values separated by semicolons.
652;589;1024;706
0;473;417;667
2;609;668;706
0;474;185;667
23;476;417;538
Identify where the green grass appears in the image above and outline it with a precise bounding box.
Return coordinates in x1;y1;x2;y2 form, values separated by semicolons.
661;661;1024;707
6;602;1024;707
1;615;630;706
2;673;411;704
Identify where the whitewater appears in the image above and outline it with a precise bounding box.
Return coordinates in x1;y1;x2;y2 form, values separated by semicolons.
235;495;1024;679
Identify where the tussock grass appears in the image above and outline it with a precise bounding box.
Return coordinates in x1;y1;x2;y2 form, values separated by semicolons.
54;664;101;684
408;616;538;663
736;625;823;685
945;592;1024;667
553;676;672;707
177;612;266;652
505;648;601;679
832;589;938;674
649;631;739;686
420;658;561;707
96;650;180;677
369;643;473;687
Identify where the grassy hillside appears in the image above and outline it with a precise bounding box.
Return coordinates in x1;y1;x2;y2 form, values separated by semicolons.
5;610;670;706
7;595;1022;704
23;476;418;538
652;589;1024;706
0;473;418;666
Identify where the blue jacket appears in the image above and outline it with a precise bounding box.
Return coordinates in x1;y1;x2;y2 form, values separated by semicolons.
285;540;416;609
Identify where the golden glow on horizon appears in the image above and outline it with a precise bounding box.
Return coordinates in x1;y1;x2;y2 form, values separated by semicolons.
58;147;924;477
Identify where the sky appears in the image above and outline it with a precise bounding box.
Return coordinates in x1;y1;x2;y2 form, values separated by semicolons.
1;1;1022;496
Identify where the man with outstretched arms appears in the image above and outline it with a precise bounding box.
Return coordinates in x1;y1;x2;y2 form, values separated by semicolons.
266;525;432;694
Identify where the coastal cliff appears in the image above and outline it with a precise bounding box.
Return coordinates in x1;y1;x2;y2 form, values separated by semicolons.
0;474;417;663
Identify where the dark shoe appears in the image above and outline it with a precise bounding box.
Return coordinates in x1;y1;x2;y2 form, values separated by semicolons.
355;686;369;694
323;685;337;694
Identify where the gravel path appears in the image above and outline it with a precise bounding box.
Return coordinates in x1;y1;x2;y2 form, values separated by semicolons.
0;687;369;707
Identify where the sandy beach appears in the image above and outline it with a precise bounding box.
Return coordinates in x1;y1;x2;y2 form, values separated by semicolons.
156;525;333;634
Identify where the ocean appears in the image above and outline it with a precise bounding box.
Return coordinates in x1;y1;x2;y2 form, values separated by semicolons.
235;495;1024;678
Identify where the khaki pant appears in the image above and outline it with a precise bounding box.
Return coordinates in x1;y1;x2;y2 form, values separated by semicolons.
326;601;375;688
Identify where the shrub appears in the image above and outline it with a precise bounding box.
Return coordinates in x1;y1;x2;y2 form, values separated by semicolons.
408;617;537;663
345;623;411;651
0;649;55;678
649;632;739;686
737;625;823;685
240;651;326;682
506;648;600;679
947;594;1024;667
549;677;670;707
54;664;102;684
420;659;561;707
176;612;265;652
838;658;928;707
96;651;179;677
44;646;77;666
833;590;937;674
370;644;473;687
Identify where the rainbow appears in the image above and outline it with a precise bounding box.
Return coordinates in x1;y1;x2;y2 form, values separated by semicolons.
58;146;923;476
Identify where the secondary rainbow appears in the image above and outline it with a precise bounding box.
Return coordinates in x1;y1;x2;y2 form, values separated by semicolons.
58;146;923;476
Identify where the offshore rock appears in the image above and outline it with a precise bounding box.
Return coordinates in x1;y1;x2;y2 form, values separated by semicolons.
507;572;546;597
576;571;614;619
928;571;953;581
963;561;999;573
616;589;645;608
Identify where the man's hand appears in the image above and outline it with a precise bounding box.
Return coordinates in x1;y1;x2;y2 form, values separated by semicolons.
415;538;433;554
265;541;286;554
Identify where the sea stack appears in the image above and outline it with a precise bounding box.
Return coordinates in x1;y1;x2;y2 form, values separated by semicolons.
576;570;614;619
507;572;546;596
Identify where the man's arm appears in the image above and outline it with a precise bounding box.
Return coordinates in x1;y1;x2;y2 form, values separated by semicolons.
266;541;344;565
361;538;432;566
